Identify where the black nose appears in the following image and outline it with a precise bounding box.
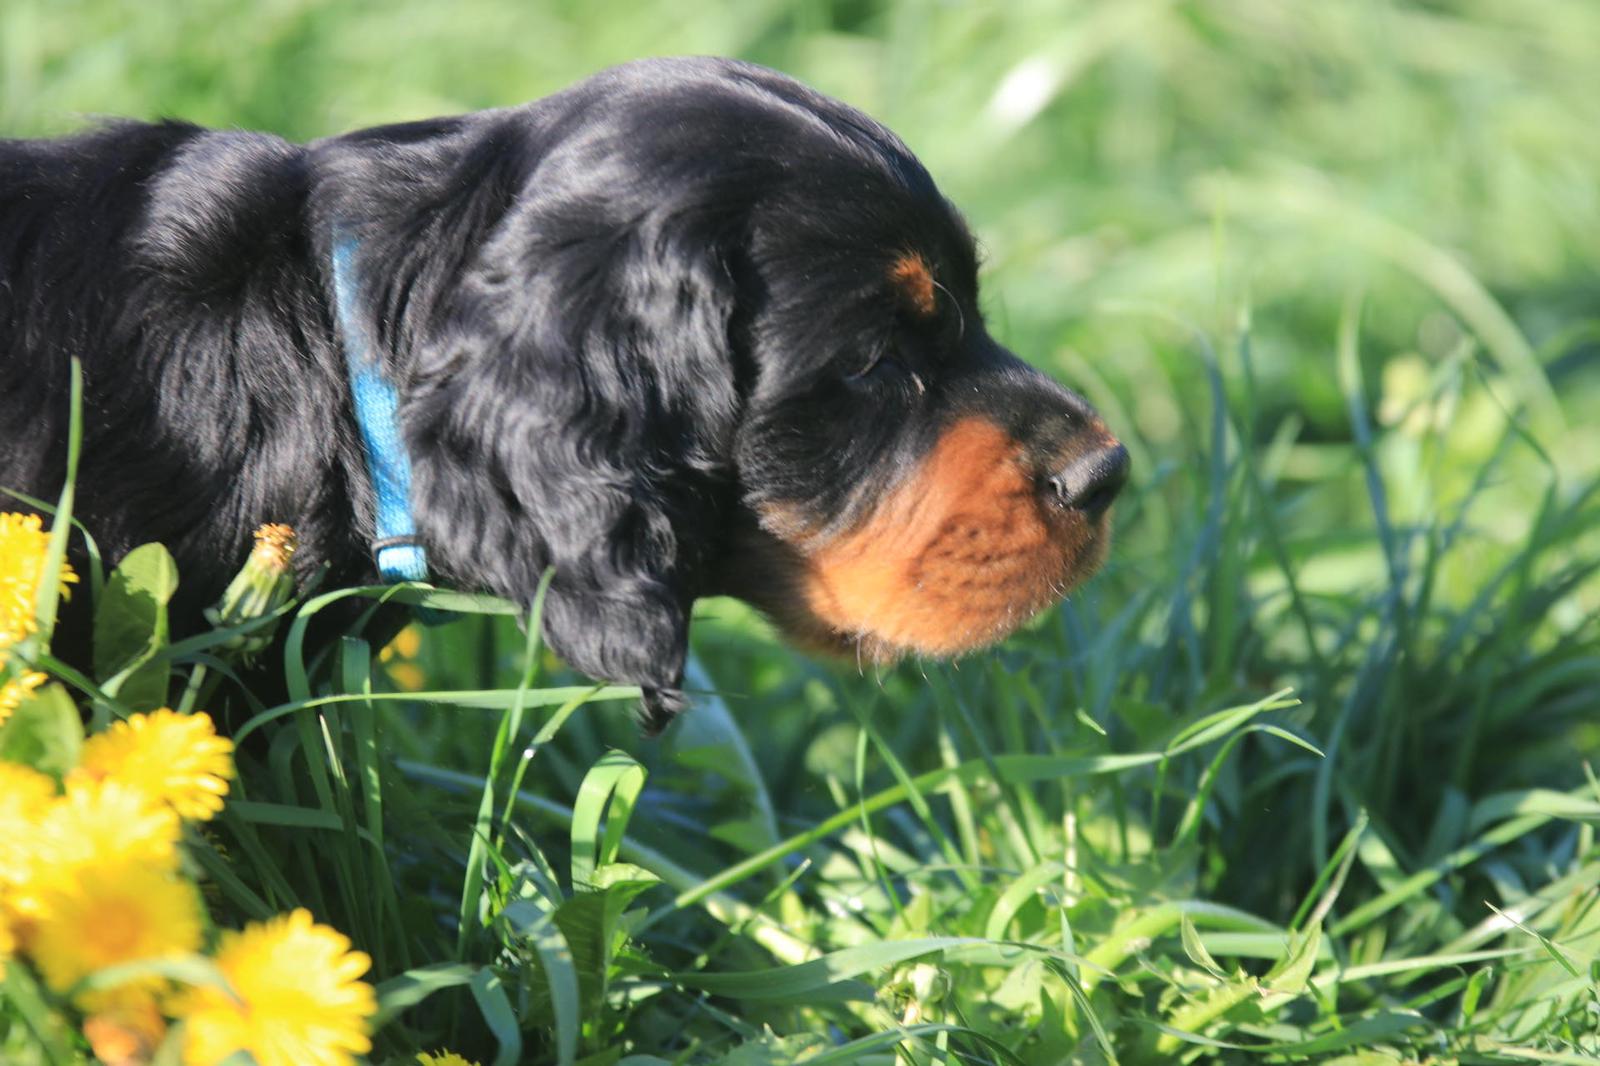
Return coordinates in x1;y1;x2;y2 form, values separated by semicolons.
1046;442;1129;519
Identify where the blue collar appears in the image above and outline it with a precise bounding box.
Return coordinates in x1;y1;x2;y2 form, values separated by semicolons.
330;230;430;584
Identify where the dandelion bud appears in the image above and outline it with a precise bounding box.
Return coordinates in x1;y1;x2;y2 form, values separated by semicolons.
205;524;298;655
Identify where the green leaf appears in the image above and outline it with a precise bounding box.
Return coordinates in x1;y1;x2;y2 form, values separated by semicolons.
231;684;640;748
1156;973;1259;1055
1485;901;1582;978
1460;965;1491;1025
372;963;479;1027
1181;913;1228;979
225;800;347;831
571;750;647;891
469;967;523;1066
671;937;977;1001
985;861;1064;942
590;863;661;891
1468;788;1600;831
1164;687;1298;752
502;898;580;1066
1259;922;1322;1012
0;680;82;777
1;956;78;1065
542;871;661;1016
94;542;178;710
1081;901;1279;994
74;953;230;997
1257;1010;1427;1056
30;358;83;650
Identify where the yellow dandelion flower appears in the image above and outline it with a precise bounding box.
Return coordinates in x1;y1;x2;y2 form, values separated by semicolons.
380;624;422;662
0;914;14;977
387;661;426;692
0;760;57;823
76;709;235;822
43;777;182;870
0;760;57;802
0;667;46;728
380;625;426;690
177;908;375;1066
27;860;203;997
418;1052;482;1066
9;780;182;922
0;761;58;892
0;511;78;651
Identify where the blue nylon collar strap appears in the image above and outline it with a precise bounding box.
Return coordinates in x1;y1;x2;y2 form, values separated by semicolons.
330;229;430;585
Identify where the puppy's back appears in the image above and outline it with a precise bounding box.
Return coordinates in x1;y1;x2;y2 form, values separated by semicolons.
1;121;207;486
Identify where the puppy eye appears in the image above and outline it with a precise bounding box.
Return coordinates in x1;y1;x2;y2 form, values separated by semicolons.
849;354;924;395
850;354;899;379
851;338;908;378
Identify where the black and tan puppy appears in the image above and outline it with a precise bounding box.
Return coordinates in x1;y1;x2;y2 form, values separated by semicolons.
0;56;1128;731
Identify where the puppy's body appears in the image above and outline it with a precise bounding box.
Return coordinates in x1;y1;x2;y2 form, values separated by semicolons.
2;58;1127;728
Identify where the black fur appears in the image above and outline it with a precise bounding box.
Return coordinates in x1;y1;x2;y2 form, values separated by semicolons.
2;57;1123;732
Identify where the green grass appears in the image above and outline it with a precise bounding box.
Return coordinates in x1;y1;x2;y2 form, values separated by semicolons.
4;1;1600;1063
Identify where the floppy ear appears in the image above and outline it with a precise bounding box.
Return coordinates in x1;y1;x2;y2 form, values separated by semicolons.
402;193;742;731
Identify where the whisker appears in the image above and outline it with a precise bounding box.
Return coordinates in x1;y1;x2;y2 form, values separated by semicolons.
932;279;965;340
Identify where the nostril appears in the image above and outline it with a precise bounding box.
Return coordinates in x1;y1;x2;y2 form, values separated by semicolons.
1046;442;1130;519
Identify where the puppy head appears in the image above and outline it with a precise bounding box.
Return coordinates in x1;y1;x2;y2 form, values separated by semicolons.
721;181;1127;664
397;58;1125;726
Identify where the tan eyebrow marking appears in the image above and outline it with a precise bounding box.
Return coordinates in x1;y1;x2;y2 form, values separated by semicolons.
889;253;937;317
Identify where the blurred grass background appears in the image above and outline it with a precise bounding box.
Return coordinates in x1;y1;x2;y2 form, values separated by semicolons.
6;0;1598;436
5;1;1600;1061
